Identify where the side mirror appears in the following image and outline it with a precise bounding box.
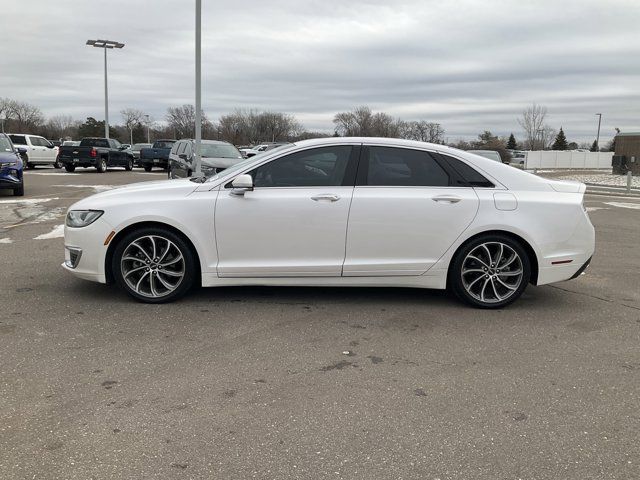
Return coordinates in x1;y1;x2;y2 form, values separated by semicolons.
230;174;253;196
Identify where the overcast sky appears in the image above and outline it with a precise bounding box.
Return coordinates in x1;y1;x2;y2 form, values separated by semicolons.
4;0;639;142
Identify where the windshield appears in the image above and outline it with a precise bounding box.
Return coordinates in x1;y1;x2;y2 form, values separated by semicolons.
204;143;297;182
0;136;13;152
201;144;241;159
153;141;175;149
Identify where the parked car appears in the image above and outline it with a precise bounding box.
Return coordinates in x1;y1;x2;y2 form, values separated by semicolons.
139;140;176;171
240;142;290;158
0;133;25;196
57;137;134;173
129;143;152;166
7;133;60;169
62;137;595;308
467;150;505;163
168;139;243;179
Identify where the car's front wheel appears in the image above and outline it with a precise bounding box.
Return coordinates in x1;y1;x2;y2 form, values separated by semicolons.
112;228;197;303
449;234;531;308
124;158;133;171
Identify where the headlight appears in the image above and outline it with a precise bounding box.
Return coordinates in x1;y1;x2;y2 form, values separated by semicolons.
66;210;104;228
1;161;17;167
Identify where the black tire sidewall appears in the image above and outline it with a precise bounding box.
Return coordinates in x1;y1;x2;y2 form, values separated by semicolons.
112;227;197;303
450;234;531;309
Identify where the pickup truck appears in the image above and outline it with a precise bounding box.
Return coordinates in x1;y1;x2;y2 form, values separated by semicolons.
7;133;60;169
139;140;176;171
57;137;134;173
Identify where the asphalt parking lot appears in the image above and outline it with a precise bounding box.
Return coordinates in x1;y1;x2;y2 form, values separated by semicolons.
1;167;639;479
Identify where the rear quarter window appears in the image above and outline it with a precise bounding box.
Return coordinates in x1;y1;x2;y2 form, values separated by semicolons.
9;135;27;145
438;154;495;188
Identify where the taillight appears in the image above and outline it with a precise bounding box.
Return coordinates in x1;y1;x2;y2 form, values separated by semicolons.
90;148;97;158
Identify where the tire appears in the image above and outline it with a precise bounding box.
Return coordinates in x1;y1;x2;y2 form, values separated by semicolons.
97;157;107;173
54;157;62;169
167;167;172;179
124;158;133;171
449;234;531;309
143;164;152;172
13;184;24;196
64;165;76;173
112;227;196;303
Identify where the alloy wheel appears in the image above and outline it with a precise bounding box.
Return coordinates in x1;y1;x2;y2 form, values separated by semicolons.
120;235;185;298
460;241;523;304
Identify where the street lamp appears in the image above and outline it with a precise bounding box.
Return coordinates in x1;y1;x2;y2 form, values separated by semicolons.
144;114;150;143
595;113;602;151
86;39;124;139
194;0;202;175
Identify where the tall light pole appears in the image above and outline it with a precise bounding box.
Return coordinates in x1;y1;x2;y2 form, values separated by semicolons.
194;0;202;175
86;39;124;139
595;113;602;151
144;114;150;143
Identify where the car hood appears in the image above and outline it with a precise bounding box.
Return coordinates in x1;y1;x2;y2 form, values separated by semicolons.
0;151;19;163
201;156;244;168
69;178;200;210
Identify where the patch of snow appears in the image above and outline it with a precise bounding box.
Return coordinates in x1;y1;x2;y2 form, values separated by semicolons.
34;224;65;240
604;202;640;210
0;197;59;205
0;237;13;244
27;172;80;175
586;207;607;212
52;184;116;193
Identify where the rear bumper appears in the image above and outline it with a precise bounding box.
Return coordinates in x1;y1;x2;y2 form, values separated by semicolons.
570;256;592;280
61;157;97;167
140;158;168;166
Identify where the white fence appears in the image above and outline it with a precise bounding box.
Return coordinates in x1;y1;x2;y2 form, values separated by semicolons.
524;151;613;170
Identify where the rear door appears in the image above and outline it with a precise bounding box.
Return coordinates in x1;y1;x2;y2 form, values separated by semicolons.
343;145;479;276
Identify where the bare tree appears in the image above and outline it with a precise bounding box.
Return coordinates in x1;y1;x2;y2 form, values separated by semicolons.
404;121;445;143
333;106;408;138
218;109;304;145
6;100;44;132
166;104;212;139
121;108;144;144
518;104;548;150
47;115;76;140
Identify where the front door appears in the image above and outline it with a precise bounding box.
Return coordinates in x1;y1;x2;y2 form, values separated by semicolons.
343;146;479;276
215;145;359;277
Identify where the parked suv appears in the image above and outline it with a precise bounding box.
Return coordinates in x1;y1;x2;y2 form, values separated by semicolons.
7;133;60;169
0;133;25;196
168;139;243;178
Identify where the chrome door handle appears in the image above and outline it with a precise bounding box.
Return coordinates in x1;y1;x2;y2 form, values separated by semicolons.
432;195;462;203
311;194;340;202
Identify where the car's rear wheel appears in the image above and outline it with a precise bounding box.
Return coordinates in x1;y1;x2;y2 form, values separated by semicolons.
97;158;107;173
450;234;530;308
144;165;152;172
112;228;196;303
124;158;133;171
64;165;75;173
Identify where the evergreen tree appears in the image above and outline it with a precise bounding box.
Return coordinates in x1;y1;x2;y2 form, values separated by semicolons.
590;139;599;152
506;133;517;150
551;127;568;150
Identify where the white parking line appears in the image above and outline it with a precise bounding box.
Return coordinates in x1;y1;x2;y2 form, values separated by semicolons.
0;237;13;244
34;224;65;240
26;172;80;175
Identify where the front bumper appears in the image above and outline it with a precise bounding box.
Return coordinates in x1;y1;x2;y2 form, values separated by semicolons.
0;166;23;188
62;218;112;284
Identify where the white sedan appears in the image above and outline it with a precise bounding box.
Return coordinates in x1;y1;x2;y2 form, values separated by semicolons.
62;138;595;308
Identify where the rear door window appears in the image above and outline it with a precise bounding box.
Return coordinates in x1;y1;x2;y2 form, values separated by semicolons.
360;147;450;187
9;135;27;146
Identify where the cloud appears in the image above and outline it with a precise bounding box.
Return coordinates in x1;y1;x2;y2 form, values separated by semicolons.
3;0;639;142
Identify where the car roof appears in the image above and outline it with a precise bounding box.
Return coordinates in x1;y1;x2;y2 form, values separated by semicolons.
178;139;233;145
